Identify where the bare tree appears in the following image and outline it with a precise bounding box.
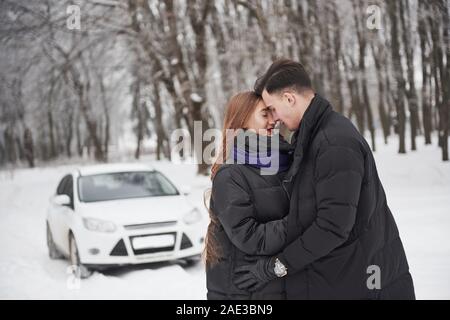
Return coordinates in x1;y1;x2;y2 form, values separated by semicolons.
388;0;407;154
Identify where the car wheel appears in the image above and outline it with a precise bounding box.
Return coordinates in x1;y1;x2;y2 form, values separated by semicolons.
46;223;64;260
69;233;92;279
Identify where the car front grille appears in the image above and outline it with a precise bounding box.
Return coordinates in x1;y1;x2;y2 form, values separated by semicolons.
124;221;177;231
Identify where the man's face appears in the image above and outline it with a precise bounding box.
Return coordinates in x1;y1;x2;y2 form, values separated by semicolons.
262;89;299;131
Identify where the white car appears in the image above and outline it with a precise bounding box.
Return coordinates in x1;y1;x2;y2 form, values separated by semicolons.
46;163;206;278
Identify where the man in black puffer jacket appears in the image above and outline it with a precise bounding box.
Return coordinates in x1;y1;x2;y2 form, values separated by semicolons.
233;59;416;300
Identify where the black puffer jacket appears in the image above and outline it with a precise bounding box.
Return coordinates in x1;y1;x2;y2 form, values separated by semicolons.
206;134;292;300
277;94;415;299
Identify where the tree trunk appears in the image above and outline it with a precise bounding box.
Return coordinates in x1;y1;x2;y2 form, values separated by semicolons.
151;83;168;161
47;80;56;159
439;0;449;161
418;1;433;145
343;54;365;135
4;127;17;163
371;43;390;144
23;128;34;168
388;0;407;154
132;78;143;160
400;0;419;151
99;75;110;161
330;2;345;114
352;0;375;151
76;112;83;157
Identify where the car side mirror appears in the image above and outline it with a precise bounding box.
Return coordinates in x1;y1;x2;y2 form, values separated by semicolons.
179;185;191;196
52;194;71;207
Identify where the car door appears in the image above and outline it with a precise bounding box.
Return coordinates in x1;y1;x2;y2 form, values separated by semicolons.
58;175;75;253
50;175;74;252
48;175;68;249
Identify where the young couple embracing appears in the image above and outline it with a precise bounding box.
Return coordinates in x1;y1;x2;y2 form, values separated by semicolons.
204;59;415;300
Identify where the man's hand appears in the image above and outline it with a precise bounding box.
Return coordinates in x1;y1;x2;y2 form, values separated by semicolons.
233;256;277;292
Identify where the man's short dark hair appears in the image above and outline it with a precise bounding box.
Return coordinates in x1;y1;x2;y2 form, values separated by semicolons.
254;59;312;96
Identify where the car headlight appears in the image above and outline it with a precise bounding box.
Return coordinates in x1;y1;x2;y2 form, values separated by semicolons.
183;208;202;225
83;217;117;233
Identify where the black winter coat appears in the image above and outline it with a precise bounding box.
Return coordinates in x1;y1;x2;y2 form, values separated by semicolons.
207;164;290;300
277;94;415;299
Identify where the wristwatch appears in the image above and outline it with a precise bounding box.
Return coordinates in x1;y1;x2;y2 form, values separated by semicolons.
273;258;288;277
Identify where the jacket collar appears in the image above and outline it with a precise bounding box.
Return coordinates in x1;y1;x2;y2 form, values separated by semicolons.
283;94;333;187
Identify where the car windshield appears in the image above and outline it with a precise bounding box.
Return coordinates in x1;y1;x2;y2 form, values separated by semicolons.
78;171;179;202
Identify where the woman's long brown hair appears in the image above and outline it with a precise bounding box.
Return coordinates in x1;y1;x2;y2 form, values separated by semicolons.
203;91;263;267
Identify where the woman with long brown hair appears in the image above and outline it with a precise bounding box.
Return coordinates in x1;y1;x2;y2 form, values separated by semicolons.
204;91;293;299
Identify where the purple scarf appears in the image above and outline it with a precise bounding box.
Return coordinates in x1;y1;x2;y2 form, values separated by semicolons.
230;132;293;172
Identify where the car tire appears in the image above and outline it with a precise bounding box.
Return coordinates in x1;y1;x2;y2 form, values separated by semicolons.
69;233;93;279
46;222;64;260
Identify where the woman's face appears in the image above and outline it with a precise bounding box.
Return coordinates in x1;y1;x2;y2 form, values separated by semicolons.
245;100;276;136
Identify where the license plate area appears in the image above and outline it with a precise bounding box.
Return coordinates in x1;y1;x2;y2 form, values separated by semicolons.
130;232;176;255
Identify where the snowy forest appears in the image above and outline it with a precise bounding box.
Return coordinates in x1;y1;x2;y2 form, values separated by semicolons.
0;0;449;175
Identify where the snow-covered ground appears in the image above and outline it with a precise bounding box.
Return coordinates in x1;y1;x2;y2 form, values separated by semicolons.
0;160;211;299
0;137;449;299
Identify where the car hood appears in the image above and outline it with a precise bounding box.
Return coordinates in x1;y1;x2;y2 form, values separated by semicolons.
77;195;194;226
